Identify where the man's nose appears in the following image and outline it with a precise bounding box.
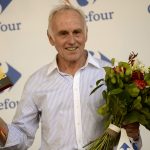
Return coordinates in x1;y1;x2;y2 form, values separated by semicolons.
68;34;76;44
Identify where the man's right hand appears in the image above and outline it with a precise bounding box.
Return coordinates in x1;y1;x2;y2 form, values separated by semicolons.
0;117;8;146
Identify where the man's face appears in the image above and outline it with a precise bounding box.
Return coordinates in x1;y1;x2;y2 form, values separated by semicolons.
48;10;87;63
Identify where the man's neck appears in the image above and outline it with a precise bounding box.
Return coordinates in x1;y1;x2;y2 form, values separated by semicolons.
57;51;88;76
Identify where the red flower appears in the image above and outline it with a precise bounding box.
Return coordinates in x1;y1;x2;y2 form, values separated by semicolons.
134;79;147;89
131;71;144;80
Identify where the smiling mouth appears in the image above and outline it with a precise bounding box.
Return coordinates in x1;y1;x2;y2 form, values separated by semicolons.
66;47;78;51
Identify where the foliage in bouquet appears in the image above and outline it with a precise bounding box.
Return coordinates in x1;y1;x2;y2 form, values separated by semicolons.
87;52;150;150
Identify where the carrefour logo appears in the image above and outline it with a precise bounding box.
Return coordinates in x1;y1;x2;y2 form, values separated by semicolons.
0;0;22;32
0;0;12;14
0;62;21;91
65;0;96;7
76;0;96;7
78;0;96;6
64;0;114;22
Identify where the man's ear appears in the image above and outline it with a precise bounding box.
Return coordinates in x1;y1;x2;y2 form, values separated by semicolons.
47;30;55;46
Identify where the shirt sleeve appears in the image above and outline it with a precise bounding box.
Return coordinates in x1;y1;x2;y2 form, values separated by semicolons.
0;125;28;150
0;84;40;149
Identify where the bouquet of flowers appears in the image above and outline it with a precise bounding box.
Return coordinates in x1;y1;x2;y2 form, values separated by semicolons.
85;52;150;150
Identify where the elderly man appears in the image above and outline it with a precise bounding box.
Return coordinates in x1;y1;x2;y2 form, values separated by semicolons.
0;4;141;150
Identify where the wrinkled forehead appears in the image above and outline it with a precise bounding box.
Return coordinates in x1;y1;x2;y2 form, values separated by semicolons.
48;8;87;36
51;9;85;29
52;9;83;21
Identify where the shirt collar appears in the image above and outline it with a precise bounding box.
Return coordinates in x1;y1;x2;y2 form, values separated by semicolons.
47;51;101;75
86;51;101;69
47;57;58;75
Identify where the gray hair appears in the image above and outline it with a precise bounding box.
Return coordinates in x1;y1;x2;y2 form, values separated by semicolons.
47;4;87;36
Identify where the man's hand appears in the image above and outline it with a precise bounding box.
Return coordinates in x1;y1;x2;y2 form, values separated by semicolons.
122;122;140;141
0;117;8;146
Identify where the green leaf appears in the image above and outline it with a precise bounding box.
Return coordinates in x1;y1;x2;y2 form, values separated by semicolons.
132;96;142;110
146;80;150;86
102;90;107;100
144;73;150;81
109;96;127;116
118;78;124;88
118;61;130;69
111;58;115;66
119;72;124;78
97;104;108;116
96;79;104;86
140;108;150;120
124;111;148;125
103;66;112;72
125;68;132;76
145;96;150;106
145;119;150;130
111;76;116;84
90;84;104;95
108;88;123;95
126;83;140;97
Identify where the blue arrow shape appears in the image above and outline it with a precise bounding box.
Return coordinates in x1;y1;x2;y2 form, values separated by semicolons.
132;143;138;150
76;0;88;7
0;0;12;13
120;143;130;150
6;63;21;85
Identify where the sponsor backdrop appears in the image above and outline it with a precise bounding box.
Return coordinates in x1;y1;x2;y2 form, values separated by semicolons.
0;0;150;149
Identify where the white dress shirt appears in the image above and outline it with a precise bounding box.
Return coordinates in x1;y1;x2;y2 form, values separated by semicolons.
1;51;140;150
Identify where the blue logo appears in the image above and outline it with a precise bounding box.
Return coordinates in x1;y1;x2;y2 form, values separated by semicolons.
148;4;150;13
64;0;114;22
0;0;22;32
89;50;111;63
76;0;96;7
64;0;97;7
120;143;130;150
0;0;12;14
0;62;21;90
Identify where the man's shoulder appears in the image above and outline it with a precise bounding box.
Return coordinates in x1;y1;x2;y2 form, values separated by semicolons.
88;50;111;67
31;63;50;78
25;63;51;85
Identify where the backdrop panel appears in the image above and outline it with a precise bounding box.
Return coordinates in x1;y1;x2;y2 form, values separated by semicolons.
0;0;150;149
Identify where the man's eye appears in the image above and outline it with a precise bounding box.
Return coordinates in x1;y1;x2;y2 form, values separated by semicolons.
59;31;68;36
74;30;81;34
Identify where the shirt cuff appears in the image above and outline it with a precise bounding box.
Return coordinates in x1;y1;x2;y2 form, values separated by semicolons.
2;124;25;148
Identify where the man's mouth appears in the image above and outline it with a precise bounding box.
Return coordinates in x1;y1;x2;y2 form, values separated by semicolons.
66;47;78;51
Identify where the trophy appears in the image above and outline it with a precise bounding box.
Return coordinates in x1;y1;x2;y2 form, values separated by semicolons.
0;67;13;92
